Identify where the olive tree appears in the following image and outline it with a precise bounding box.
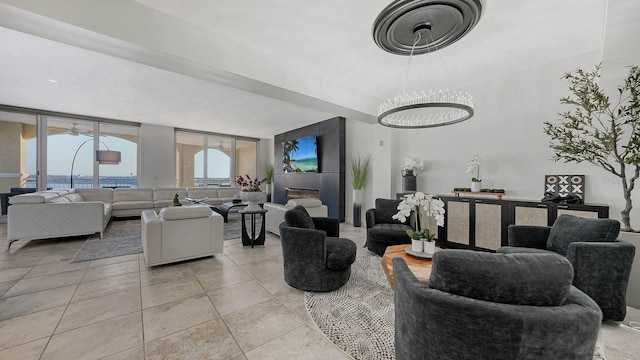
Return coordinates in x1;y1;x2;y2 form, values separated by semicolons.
544;64;640;231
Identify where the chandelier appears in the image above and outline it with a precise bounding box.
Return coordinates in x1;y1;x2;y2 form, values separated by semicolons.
372;0;483;128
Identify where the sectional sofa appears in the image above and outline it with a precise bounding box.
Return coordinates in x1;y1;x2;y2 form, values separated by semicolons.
6;187;242;250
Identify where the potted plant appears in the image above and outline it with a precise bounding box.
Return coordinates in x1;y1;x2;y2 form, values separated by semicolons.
400;157;424;192
350;155;371;227
392;192;445;253
236;174;267;211
466;154;482;192
544;64;640;231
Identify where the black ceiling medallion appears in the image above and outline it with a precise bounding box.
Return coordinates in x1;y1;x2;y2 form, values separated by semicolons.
373;0;483;56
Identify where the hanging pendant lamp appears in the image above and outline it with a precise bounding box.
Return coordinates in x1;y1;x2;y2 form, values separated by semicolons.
373;0;483;128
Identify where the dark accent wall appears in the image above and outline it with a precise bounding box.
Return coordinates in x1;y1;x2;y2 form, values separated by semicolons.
274;117;345;221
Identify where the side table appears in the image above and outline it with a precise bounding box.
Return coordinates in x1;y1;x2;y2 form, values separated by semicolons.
381;244;435;289
240;208;267;248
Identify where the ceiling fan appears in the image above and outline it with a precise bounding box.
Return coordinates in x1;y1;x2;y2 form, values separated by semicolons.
216;141;230;151
64;123;90;136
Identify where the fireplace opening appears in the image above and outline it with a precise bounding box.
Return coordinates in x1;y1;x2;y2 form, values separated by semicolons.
286;187;320;200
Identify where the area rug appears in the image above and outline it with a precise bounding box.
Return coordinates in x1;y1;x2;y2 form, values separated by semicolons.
305;255;395;360
71;219;142;263
305;255;606;360
71;215;244;263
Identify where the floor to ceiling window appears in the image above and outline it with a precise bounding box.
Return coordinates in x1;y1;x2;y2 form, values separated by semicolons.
0;110;37;215
175;130;257;188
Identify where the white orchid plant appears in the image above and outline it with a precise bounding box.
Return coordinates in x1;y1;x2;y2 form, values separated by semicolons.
400;157;425;176
392;192;445;241
466;154;482;182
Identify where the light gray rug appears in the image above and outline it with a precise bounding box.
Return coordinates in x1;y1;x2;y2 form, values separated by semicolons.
71;219;142;263
71;215;244;263
305;255;606;360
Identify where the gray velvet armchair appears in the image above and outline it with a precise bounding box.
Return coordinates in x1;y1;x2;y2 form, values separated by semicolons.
394;250;602;360
365;198;416;256
498;214;635;321
279;205;357;292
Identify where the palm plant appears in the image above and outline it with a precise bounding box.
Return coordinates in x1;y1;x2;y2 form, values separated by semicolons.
350;155;371;190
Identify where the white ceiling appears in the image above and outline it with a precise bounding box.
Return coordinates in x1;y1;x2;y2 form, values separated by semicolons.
0;0;638;139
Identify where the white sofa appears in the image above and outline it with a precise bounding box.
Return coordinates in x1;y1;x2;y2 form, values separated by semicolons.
264;199;329;236
7;186;244;250
7;189;111;250
141;205;223;266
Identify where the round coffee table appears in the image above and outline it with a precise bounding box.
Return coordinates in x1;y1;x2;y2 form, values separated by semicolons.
381;244;436;289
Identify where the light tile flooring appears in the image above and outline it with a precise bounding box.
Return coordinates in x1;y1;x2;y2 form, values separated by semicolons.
0;220;639;359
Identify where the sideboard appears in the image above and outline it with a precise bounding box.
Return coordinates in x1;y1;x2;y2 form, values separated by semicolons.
437;196;609;252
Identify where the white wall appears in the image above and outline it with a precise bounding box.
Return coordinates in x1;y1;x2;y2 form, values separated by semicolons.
139;123;176;188
385;50;639;227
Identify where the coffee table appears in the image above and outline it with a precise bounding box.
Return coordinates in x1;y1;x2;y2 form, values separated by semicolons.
381;244;435;289
214;202;248;223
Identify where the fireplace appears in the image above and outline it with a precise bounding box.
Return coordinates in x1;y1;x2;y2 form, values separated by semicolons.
286;187;320;200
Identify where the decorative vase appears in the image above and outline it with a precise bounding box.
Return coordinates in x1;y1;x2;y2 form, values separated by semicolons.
402;170;417;192
424;241;436;254
353;189;363;227
411;239;423;252
265;183;272;202
471;181;482;192
240;191;264;211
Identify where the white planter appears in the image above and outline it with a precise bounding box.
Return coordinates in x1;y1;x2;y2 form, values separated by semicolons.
471;181;482;192
411;239;423;252
617;231;640;308
241;191;265;211
424;241;436;254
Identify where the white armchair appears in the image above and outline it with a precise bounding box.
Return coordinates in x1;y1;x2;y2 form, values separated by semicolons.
141;205;223;266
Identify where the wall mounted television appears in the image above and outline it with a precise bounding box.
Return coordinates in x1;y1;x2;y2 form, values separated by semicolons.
282;135;319;173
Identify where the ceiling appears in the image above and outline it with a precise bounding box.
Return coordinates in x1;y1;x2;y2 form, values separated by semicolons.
0;0;638;139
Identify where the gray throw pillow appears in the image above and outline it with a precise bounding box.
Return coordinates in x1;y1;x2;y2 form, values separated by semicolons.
427;250;573;306
284;205;315;229
547;214;620;256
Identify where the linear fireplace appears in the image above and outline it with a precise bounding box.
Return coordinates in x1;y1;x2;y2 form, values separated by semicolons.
286;187;320;200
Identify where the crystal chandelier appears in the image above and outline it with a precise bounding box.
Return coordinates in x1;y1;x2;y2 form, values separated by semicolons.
372;0;483;129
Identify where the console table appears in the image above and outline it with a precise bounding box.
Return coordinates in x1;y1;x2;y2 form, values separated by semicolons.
438;196;609;252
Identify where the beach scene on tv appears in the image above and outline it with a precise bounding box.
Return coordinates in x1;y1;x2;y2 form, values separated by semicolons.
283;136;319;173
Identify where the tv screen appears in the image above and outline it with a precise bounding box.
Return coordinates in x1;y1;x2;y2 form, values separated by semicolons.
283;136;319;173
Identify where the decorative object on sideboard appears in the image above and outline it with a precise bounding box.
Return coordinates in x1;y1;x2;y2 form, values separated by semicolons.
466;154;482;192
543;175;585;204
452;188;505;200
350;155;371;227
400;157;424;192
393;192;445;254
373;0;481;128
544;64;640;231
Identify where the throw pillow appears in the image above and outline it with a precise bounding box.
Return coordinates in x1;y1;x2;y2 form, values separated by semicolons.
427;250;573;306
284;205;315;229
547;214;620;256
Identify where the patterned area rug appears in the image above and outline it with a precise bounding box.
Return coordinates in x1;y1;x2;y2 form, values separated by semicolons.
71;215;243;263
305;255;395;360
305;255;606;360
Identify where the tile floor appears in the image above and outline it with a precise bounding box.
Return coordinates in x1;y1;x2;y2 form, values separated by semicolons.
0;220;639;359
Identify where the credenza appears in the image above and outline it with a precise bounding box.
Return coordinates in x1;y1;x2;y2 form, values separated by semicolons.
437;196;609;252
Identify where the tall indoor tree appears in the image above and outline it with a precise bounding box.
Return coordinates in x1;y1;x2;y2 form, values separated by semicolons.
544;64;640;231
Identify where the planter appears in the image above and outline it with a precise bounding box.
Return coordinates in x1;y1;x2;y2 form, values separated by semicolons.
240;191;265;212
617;231;640;308
265;184;272;202
424;241;436;254
471;181;482;192
411;239;423;252
353;189;363;227
402;170;417;192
